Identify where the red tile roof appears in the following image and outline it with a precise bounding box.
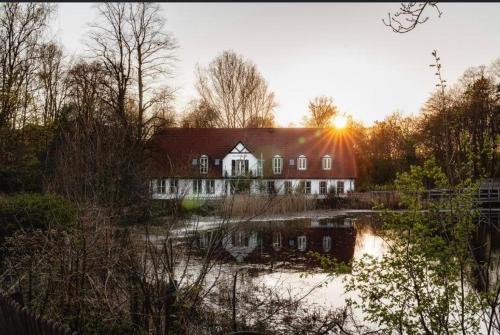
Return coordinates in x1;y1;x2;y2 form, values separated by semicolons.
148;128;357;179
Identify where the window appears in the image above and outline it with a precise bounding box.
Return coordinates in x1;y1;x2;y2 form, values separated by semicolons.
200;232;210;248
322;155;332;170
170;179;178;194
193;179;203;194
304;181;311;194
257;159;264;177
297;235;307;251
157;179;167;194
231;159;249;176
206;180;215;194
323;236;332;252
233;231;249;247
214;159;220;166
289;159;295;166
297;155;307;170
272;232;282;251
267;181;276;195
272;156;283;174
200;155;208;174
284;181;292;194
319;181;327;195
336;181;345;194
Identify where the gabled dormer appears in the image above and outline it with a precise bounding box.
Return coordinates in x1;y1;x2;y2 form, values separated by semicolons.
230;141;251;154
223;141;257;177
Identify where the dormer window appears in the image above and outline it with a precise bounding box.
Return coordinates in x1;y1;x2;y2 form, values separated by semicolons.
272;155;283;174
200;155;208;174
322;155;332;170
297;155;307;170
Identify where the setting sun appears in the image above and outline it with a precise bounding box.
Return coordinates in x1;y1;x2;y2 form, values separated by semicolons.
333;115;347;129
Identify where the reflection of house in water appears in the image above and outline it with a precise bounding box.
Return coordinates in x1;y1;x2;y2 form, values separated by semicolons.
197;216;357;266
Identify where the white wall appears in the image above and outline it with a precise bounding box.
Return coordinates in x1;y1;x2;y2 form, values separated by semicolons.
151;178;355;199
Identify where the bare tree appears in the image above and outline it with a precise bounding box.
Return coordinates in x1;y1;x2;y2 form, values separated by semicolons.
148;87;177;133
128;3;177;140
0;3;53;129
196;50;276;128
88;3;134;127
384;2;442;33
302;96;338;128
37;41;67;126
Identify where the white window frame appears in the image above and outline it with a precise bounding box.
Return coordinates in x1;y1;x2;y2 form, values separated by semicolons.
323;236;332;252
200;155;208;174
169;178;178;194
336;181;345;194
297;155;307;170
304;180;311;194
193;179;203;194
234;231;248;247
206;179;215;194
322;155;332;170
284;180;292;194
272;155;283;174
157;179;167;194
272;232;282;251
297;235;307;251
319;181;327;194
231;159;249;177
267;180;275;194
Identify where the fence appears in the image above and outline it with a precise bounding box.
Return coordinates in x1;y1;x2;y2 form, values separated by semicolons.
0;289;77;335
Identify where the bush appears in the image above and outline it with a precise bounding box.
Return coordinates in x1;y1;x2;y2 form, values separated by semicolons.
0;193;77;239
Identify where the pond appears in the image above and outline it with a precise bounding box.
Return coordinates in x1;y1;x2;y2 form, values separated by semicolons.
181;209;500;311
184;212;385;310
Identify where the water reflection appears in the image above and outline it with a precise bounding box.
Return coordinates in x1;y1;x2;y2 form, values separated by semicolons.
196;215;378;267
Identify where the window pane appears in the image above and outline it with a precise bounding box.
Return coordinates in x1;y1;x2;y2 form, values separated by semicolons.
320;181;327;194
298;156;307;170
267;181;275;194
273;157;282;174
336;181;344;194
200;156;208;174
305;181;311;194
298;236;307;251
323;236;332;252
322;157;331;170
206;180;215;194
170;179;178;193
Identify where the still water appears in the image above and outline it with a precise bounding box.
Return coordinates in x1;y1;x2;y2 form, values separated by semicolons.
189;210;500;309
191;213;385;309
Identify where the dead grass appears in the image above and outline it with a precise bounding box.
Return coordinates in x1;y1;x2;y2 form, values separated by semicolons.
218;194;318;218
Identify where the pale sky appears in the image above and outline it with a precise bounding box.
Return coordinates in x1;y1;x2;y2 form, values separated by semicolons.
51;3;500;126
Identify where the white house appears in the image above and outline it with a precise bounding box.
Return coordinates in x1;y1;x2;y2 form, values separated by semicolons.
148;128;357;199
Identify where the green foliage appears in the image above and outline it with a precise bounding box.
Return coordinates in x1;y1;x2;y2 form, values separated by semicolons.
0;193;77;238
345;159;485;334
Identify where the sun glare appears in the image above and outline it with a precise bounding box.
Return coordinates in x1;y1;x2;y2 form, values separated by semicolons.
333;115;347;129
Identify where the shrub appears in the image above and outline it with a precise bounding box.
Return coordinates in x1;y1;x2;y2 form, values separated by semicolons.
0;193;77;240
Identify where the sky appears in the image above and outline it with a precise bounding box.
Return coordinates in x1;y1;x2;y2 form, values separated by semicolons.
51;3;500;127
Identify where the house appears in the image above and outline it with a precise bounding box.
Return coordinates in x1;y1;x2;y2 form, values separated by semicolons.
148;128;357;199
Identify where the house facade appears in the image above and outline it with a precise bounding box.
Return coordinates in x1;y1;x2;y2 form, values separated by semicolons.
148;128;357;199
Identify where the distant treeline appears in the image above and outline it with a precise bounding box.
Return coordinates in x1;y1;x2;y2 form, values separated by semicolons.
0;3;498;200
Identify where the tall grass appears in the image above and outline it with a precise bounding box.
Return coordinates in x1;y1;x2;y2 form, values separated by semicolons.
219;194;318;217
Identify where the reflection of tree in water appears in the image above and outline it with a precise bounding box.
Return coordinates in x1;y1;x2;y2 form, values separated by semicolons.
472;211;500;292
